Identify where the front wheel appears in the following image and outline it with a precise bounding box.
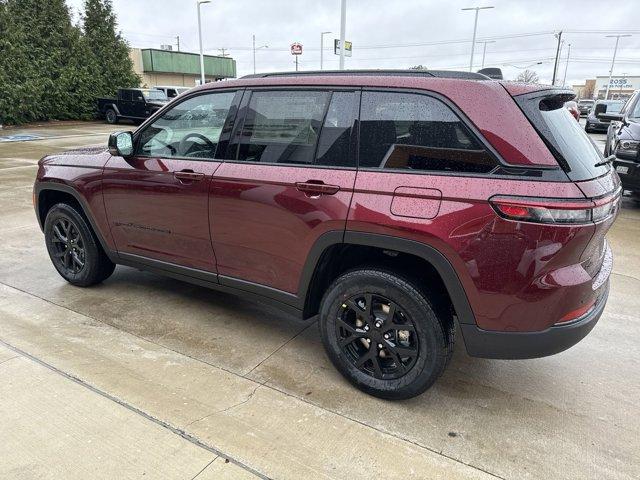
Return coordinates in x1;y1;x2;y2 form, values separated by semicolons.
44;203;115;287
319;269;453;400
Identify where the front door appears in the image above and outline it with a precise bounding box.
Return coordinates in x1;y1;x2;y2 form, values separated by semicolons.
210;89;360;294
103;89;239;272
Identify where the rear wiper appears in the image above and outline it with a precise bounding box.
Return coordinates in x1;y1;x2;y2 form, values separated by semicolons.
594;155;615;167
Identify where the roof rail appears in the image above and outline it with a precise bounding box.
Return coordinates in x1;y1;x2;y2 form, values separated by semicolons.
241;69;490;80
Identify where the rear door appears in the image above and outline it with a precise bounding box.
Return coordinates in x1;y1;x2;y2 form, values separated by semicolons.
118;89;134;117
102;89;241;271
210;88;359;293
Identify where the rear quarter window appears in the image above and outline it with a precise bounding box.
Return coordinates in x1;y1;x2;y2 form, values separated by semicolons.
516;92;609;181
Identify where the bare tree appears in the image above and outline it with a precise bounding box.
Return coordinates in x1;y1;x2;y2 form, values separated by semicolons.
409;64;428;71
515;69;539;83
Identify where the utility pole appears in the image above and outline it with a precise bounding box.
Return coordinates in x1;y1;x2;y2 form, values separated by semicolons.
339;0;346;70
320;31;331;70
462;6;494;72
480;40;495;69
551;30;563;86
197;0;211;85
295;56;299;71
252;35;268;74
176;35;181;52
604;34;631;100
218;48;229;57
562;43;571;87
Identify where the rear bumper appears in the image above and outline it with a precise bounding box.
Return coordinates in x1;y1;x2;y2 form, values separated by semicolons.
461;281;609;359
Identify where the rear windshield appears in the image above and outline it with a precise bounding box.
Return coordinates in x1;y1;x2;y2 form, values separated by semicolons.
516;92;609;181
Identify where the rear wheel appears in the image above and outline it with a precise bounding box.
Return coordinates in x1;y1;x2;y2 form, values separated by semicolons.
319;269;453;400
105;109;118;124
44;203;115;286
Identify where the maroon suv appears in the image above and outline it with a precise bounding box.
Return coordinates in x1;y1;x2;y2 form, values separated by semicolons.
34;70;619;399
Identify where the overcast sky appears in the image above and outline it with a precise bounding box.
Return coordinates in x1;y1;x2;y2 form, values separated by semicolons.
66;0;640;85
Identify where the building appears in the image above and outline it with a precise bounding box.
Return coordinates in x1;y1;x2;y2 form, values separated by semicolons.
594;75;638;100
129;48;236;88
572;79;596;100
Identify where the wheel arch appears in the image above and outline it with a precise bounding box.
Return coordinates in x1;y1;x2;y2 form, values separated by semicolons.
35;182;115;261
299;231;476;326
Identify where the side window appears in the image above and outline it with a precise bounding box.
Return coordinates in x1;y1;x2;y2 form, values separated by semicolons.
133;90;144;102
136;91;235;159
236;90;330;165
359;91;496;173
314;91;358;167
120;90;132;102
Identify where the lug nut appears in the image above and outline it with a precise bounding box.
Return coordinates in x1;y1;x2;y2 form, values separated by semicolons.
383;333;390;339
364;325;369;331
375;321;382;328
377;343;383;349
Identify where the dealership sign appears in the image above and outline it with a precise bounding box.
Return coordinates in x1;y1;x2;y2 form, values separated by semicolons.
290;43;303;55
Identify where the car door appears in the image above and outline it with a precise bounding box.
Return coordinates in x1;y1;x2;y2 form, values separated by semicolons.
210;88;359;294
118;89;134;117
102;89;241;272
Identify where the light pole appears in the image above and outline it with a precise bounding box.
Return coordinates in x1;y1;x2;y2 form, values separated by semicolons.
504;62;544;69
320;31;331;70
480;40;495;68
604;34;631;100
461;6;494;72
197;0;211;85
562;43;571;87
252;35;268;74
339;0;347;70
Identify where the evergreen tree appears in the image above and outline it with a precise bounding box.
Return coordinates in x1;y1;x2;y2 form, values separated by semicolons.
82;0;139;99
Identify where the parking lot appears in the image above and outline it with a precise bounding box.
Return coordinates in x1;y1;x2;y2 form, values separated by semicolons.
0;121;638;479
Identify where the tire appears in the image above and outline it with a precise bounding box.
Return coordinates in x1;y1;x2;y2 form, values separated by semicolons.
44;203;115;287
319;269;453;400
105;109;118;124
585;126;592;134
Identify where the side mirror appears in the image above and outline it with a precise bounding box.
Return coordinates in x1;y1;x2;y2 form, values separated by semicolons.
593;103;609;116
597;112;624;122
108;131;134;157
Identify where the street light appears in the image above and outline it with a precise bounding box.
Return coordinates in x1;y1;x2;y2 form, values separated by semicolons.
320;31;331;70
197;0;211;85
461;6;494;72
503;61;544;69
479;40;495;69
252;34;268;74
339;0;347;70
604;34;632;100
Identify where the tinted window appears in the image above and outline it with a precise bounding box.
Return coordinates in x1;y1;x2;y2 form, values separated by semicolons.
236;90;330;165
517;93;607;181
314;91;358;167
359;91;495;173
120;90;132;101
136;91;235;159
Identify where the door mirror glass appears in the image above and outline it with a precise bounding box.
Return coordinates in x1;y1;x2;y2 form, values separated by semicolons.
108;131;134;157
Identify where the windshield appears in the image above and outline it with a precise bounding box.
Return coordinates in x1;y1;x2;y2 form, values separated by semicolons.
142;89;168;102
601;101;624;114
517;92;608;181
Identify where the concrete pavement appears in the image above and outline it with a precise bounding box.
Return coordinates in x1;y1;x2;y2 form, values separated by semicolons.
0;121;638;479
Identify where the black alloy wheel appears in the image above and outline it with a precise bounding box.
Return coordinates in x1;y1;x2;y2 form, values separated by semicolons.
44;203;115;286
319;269;453;400
337;293;419;380
50;217;86;275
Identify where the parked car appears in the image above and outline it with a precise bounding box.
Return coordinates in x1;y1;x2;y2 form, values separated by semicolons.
578;99;595;116
564;100;580;120
154;85;191;99
34;70;619;399
97;88;169;124
585;100;624;133
602;90;640;200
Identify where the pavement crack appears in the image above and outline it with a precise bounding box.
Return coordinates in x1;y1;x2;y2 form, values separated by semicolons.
190;456;218;480
185;382;264;428
0;355;20;367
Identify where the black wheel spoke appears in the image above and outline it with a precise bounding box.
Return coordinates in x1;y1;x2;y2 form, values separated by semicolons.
53;225;67;242
50;217;86;276
336;292;420;381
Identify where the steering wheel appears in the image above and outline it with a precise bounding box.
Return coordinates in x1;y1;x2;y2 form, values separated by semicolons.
178;133;216;157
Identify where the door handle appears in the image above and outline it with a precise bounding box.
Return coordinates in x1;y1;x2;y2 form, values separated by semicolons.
174;169;205;182
295;180;340;197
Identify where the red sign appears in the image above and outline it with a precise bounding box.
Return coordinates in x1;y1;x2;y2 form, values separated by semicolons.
290;42;303;55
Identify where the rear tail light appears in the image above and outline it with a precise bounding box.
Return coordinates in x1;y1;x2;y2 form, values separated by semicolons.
490;192;620;225
556;299;596;325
